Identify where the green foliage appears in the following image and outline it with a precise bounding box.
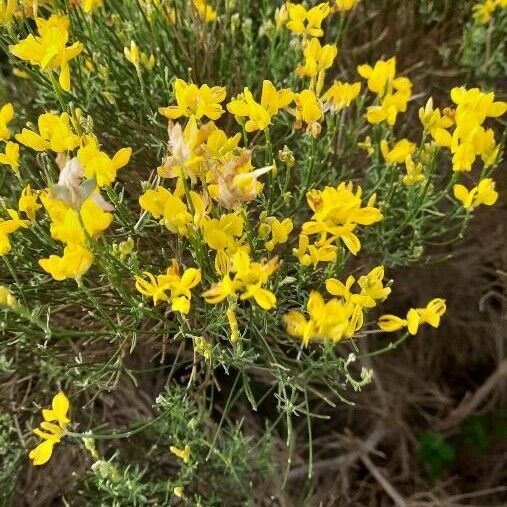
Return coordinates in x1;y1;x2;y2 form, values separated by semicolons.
0;413;23;505
461;8;507;84
75;384;273;505
418;431;456;479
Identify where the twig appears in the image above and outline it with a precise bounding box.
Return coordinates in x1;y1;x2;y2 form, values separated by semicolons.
437;359;507;431
288;423;386;480
361;454;407;507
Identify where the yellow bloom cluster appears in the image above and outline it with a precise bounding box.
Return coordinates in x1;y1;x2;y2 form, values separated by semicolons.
135;260;201;314
448;87;505;172
295;182;382;264
285;2;330;37
3;105;131;280
9;14;83;92
285;266;391;346
378;299;447;335
29;392;70;465
0;0;503;481
453;178;498;210
203;251;278;310
472;0;506;24
358;57;412;127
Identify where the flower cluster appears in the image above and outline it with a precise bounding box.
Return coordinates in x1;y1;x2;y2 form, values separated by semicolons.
9;14;83;92
3;107;132;280
378;299;447;336
358;57;412;127
285;266;391;346
135;260;201;314
295;183;382;264
472;0;507;24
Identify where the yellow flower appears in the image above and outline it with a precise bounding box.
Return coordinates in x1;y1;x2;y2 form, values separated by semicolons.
335;0;360;12
359;57;412;126
39;243;94;281
139;185;203;236
258;214;293;252
201;212;245;252
202;273;236;304
378;298;446;335
19;185;41;220
284;291;358;346
16;112;81;153
451;142;475;172
0;102;14;140
0;0;16;25
170;444;191;464
135;260;201;314
192;0;217;22
453;178;498;210
296;38;338;80
29;391;70;466
301;182;382;256
173;486;184;498
357;57;397;97
377;314;407;332
325;266;391;331
227;80;294;132
0;209;29;256
472;0;497;23
9;14;84;92
45;196;112;246
407;298;447;335
380;138;416;164
134;271;169;305
159;260;201;314
0;141;20;173
159;78;226;121
366;82;412;126
79;197;114;237
203;251;278;310
451;86;506;127
226;306;240;343
77;135;132;187
124;40;140;67
194;336;212;360
285;2;331;37
321;81;361;112
355;266;391;308
294;89;323;136
403;155;425;186
293;234;337;267
446;87;506;172
79;0;103;14
201;212;246;274
0;284;16;307
418;98;453;147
